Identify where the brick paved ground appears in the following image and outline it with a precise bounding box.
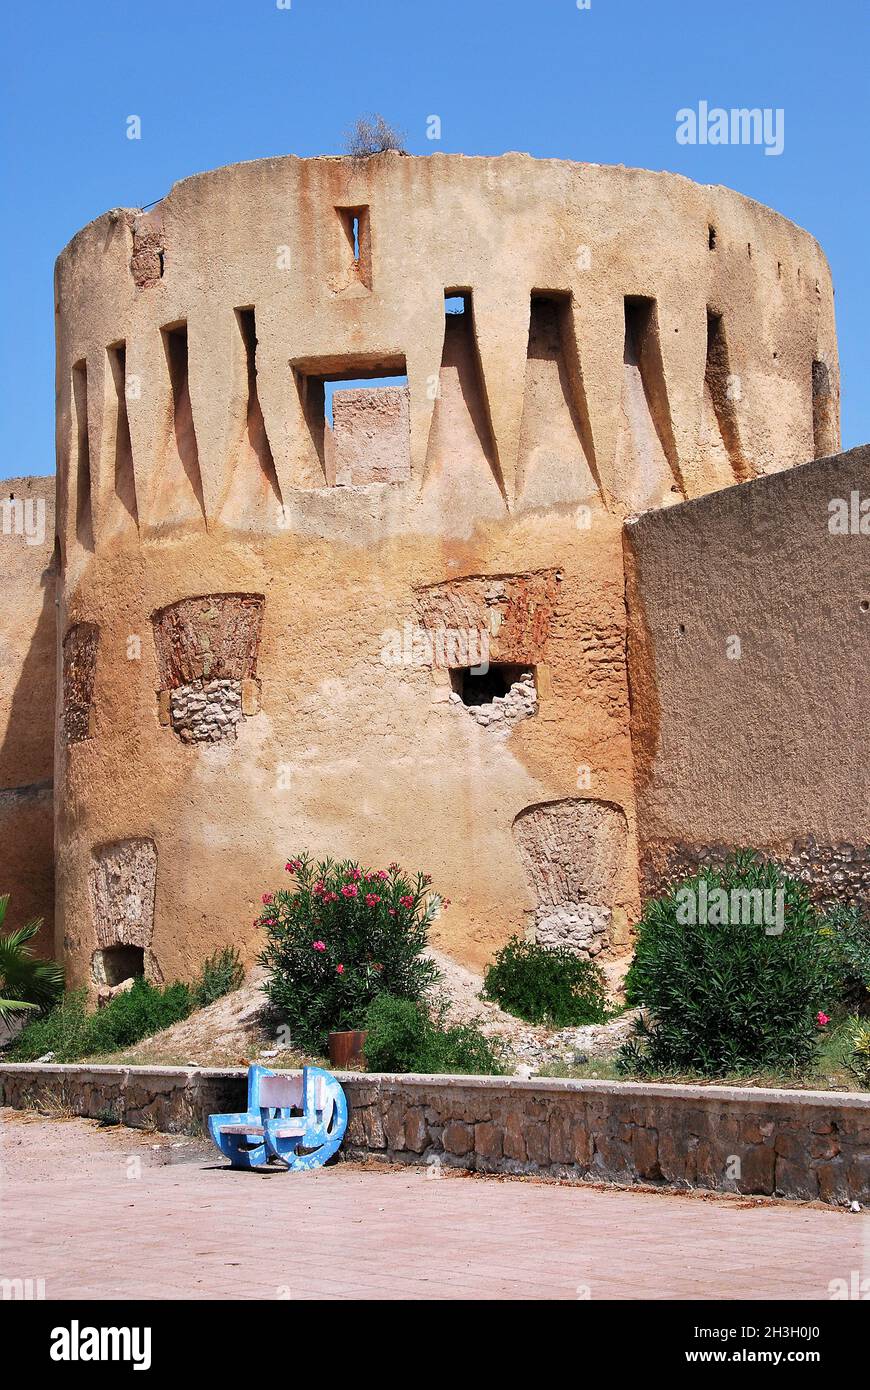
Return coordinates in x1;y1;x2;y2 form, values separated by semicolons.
1;1110;866;1300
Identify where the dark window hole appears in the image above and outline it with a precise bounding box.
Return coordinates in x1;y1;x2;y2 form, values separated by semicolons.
97;945;145;987
450;663;532;707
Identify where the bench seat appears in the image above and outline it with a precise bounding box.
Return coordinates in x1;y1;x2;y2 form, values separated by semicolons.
219;1121;306;1136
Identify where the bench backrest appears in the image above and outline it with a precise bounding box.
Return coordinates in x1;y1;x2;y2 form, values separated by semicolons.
258;1073;304;1110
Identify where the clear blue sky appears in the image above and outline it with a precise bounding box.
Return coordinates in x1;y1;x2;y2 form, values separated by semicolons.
1;0;867;481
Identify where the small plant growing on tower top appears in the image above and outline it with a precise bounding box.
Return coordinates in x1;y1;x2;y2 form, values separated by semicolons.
344;113;407;158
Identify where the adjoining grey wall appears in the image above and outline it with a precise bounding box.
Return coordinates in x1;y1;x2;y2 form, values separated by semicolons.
2;1064;867;1204
624;448;870;905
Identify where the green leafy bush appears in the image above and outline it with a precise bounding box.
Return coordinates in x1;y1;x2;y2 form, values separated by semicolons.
259;855;441;1051
841;1016;870;1088
0;894;64;1023
6;989;91;1061
618;853;838;1077
482;936;611;1027
192;947;244;1009
9;979;194;1062
85;979;193;1054
8;947;243;1063
363;994;505;1075
821;904;870;1011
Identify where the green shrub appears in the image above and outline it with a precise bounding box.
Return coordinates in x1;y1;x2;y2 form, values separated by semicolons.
85;979;193;1054
482;936;611;1027
363;994;505;1075
9;979;193;1062
821;904;870;1011
618;853;838;1077
6;989;91;1062
192;947;244;1009
8;949;246;1063
259;855;441;1052
841;1016;870;1088
0;894;64;1023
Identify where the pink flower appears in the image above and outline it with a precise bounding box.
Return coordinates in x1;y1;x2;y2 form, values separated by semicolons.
285;859;302;873
324;891;339;904
816;1011;830;1027
441;898;451;909
262;893;273;904
347;868;362;882
342;884;358;898
313;940;326;952
312;881;325;895
376;870;388;881
389;862;399;873
336;963;345;975
365;893;381;907
388;909;396;917
399;895;414;909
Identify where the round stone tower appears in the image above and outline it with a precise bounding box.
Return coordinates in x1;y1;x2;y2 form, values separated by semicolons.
53;152;839;991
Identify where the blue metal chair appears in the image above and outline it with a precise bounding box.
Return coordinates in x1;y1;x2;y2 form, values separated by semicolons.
208;1064;347;1172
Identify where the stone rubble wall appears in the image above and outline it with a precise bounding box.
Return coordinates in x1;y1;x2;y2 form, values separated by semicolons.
169;678;244;744
455;672;537;730
1;1064;867;1204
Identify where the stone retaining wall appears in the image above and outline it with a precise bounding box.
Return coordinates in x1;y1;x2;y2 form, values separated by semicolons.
1;1064;867;1204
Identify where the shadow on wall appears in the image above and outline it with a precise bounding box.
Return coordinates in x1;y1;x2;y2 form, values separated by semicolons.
0;550;57;953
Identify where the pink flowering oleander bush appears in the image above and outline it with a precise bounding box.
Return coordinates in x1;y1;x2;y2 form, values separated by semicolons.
258;855;442;1051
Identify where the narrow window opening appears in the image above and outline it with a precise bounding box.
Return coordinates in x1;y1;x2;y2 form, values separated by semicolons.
445;293;467;315
161;322;202;496
71;360;94;550
708;225;717;250
335;207;371;290
812;358;836;459
107;341;138;527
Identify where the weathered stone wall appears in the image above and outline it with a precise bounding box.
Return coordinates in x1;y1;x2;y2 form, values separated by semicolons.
332;386;410;485
52;153;838;987
626;449;869;907
0;476;56;952
2;1064;867;1204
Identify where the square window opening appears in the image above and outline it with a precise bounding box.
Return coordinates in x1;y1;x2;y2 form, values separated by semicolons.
94;945;145;988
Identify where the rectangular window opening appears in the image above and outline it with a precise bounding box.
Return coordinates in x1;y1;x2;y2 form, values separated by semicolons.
293;353;410;483
336;206;371;289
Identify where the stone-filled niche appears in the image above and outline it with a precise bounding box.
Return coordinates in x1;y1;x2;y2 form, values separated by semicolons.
415;570;559;731
512;798;629;957
89;838;158;1002
62;621;100;745
151;594;265;744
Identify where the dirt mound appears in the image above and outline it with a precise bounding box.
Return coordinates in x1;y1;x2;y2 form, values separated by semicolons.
106;951;636;1073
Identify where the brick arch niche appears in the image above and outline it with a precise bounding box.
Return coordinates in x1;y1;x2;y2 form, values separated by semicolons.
151;593;265;744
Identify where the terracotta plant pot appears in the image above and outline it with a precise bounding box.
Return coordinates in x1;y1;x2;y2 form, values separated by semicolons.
328;1029;367;1070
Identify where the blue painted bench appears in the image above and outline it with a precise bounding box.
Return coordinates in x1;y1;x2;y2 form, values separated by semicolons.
208;1064;348;1172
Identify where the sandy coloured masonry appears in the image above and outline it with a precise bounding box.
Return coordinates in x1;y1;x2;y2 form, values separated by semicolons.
0;151;865;992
